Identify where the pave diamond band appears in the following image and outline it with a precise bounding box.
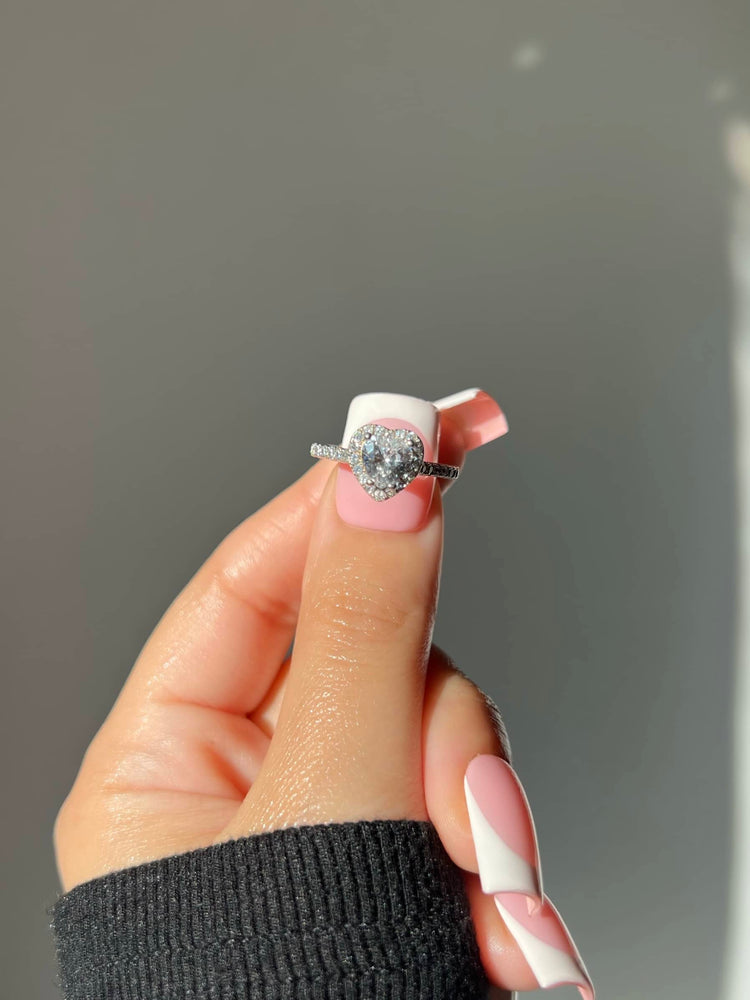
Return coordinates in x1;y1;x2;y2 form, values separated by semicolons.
310;444;351;463
418;460;462;479
310;422;460;502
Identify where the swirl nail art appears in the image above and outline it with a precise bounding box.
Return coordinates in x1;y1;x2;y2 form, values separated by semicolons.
493;894;595;1000
464;754;595;998
464;755;543;911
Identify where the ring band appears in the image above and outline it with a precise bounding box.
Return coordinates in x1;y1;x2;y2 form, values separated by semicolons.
310;422;460;502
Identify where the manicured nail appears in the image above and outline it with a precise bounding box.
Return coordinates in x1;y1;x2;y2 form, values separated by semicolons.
464;755;543;912
433;387;509;450
493;893;595;1000
335;393;439;532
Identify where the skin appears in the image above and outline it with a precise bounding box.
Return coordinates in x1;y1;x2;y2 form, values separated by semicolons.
54;425;538;994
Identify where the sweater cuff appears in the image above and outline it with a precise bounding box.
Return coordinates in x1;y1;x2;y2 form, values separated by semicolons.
49;819;490;999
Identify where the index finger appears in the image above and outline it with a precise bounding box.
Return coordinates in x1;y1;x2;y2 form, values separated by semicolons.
113;458;331;718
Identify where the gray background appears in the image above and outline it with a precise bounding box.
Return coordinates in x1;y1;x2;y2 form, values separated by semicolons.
2;1;747;997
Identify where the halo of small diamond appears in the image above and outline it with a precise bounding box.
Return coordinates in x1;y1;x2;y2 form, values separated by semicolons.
347;423;424;501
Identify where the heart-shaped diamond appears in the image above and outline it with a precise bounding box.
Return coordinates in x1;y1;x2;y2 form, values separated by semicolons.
348;423;425;501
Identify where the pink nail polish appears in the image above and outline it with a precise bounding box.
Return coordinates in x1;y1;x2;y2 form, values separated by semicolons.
433;387;509;450
335;394;439;532
493;894;595;1000
464;755;543;912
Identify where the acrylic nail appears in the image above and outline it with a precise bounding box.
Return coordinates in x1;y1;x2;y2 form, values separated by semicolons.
433;387;509;450
464;754;543;912
493;893;595;1000
335;393;439;532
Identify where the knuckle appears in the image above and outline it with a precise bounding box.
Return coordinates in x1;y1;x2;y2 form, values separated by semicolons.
213;564;298;631
52;733;139;856
309;556;419;651
433;652;513;763
479;688;512;762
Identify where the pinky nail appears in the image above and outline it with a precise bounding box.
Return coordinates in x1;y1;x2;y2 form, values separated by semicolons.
493;893;595;1000
464;754;543;912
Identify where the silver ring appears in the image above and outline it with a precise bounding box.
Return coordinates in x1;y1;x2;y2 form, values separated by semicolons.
310;422;460;502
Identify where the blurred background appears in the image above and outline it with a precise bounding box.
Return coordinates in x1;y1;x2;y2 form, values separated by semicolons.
3;2;750;997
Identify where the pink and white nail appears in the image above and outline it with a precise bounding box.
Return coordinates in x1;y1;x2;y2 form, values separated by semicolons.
433;387;509;450
336;393;440;531
464;755;594;998
493;894;595;1000
463;754;544;912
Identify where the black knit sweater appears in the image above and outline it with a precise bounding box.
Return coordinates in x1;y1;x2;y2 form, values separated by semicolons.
49;819;490;999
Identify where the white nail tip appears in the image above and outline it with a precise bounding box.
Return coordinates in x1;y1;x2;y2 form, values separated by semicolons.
341;394;438;449
463;775;542;901
432;387;481;410
494;897;595;1000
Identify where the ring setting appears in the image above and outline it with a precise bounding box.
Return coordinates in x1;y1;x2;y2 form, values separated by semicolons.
310;422;460;501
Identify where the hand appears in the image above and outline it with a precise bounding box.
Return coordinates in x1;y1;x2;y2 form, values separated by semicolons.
53;399;592;998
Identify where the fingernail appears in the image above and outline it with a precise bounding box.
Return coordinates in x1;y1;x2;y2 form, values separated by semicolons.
464;754;543;912
493;894;595;1000
433;387;509;450
335;393;439;532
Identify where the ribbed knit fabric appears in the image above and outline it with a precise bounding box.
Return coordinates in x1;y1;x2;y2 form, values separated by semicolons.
49;819;490;1000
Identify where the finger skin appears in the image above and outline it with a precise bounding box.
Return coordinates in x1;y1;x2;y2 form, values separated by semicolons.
222;464;444;838
112;458;331;719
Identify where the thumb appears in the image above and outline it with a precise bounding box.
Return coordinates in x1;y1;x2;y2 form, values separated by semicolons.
224;395;445;837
